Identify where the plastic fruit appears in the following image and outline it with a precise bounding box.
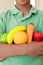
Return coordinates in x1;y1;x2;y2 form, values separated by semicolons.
7;26;26;44
14;31;28;44
0;33;8;43
33;32;42;42
27;24;34;43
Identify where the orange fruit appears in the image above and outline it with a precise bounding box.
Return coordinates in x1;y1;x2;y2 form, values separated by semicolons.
14;31;28;44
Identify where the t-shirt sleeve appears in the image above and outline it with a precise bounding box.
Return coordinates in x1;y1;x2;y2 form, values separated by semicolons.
0;12;6;36
41;11;43;33
42;19;43;33
37;11;43;33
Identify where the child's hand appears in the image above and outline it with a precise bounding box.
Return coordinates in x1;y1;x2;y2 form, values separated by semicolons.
0;57;6;62
26;42;43;56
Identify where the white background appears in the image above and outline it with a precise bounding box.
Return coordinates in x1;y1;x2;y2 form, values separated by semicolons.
31;0;35;7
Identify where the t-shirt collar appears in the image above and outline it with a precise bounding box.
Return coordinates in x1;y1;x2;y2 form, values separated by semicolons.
10;5;38;15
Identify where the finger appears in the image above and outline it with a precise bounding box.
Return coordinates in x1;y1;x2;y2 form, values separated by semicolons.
40;52;43;56
0;57;6;62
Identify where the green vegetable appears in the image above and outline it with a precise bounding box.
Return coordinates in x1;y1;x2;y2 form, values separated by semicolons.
0;33;8;43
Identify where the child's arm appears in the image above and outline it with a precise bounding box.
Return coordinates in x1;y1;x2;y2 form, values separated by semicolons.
0;42;43;61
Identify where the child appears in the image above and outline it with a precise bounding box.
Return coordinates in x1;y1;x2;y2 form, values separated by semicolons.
0;0;43;65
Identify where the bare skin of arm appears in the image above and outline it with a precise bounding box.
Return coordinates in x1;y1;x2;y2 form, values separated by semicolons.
0;42;43;61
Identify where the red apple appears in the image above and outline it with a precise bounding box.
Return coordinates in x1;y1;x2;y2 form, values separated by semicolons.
33;32;42;42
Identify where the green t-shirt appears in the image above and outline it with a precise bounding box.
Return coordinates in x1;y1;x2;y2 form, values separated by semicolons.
0;6;43;65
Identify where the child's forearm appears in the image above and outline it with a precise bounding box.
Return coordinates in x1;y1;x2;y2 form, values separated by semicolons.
0;42;43;61
0;43;26;61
